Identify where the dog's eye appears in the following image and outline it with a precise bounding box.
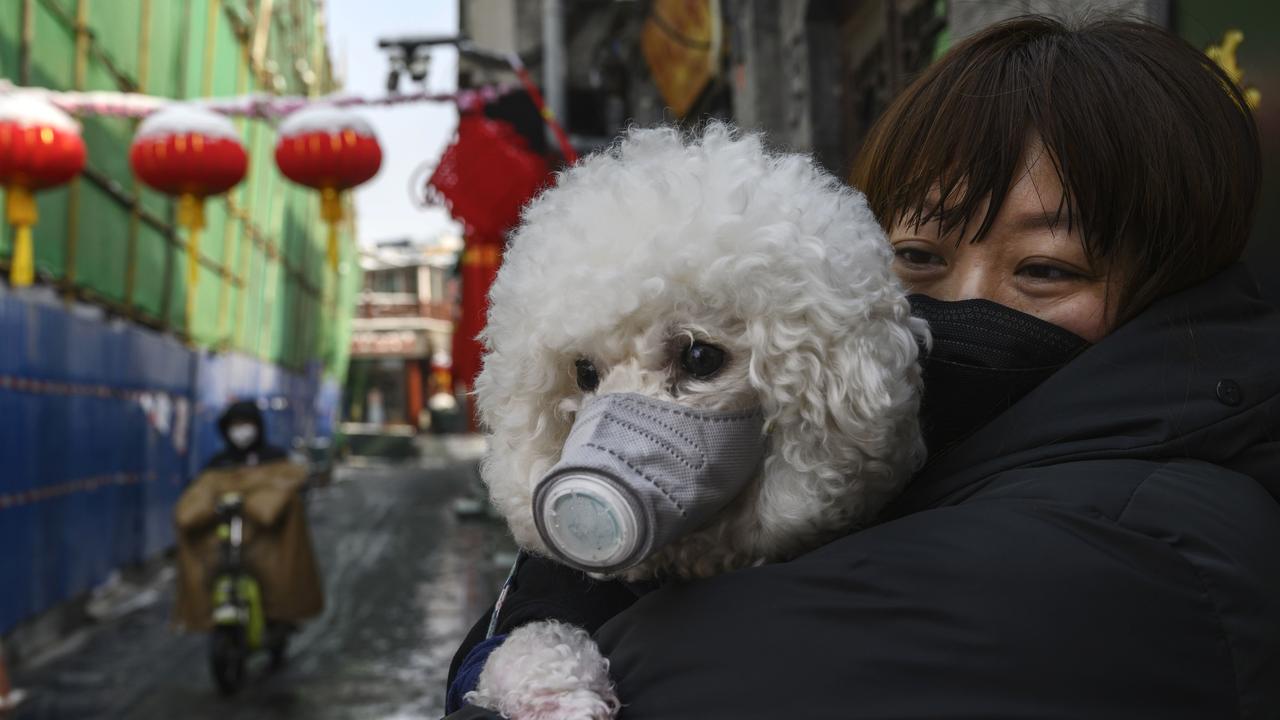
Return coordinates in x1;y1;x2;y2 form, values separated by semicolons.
680;342;726;379
575;358;600;392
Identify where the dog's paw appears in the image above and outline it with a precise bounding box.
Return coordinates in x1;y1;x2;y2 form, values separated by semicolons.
467;620;619;720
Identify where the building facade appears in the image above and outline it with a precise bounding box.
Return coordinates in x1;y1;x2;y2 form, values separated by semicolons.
344;237;459;430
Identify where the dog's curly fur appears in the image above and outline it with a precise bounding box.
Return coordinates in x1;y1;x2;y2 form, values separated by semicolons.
476;123;927;582
468;621;619;720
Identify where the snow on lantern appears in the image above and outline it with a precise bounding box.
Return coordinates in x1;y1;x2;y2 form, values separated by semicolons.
129;104;247;328
0;95;87;287
274;106;382;271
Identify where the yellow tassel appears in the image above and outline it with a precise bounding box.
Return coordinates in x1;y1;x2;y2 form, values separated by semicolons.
6;186;37;288
177;193;205;334
320;187;344;272
10;225;34;287
186;225;201;333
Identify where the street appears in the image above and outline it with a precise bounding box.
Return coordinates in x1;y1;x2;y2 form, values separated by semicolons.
11;438;512;720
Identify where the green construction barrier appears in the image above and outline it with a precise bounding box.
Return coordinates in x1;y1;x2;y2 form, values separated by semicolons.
0;0;357;378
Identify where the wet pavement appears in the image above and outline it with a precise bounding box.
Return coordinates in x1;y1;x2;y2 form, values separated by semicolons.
11;436;514;720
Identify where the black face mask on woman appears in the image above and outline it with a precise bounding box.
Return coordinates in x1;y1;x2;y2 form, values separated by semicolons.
908;295;1091;459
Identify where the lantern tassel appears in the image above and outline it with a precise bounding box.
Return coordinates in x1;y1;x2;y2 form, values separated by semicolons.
320;187;344;272
6;186;38;288
177;193;206;334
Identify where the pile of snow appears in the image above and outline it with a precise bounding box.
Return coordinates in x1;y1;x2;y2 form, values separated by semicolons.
278;104;376;138
0;93;80;132
135;104;240;141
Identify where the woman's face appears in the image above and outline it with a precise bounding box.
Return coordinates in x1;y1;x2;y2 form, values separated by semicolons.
888;144;1122;342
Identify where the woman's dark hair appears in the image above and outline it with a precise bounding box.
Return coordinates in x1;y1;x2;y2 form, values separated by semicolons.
852;15;1262;323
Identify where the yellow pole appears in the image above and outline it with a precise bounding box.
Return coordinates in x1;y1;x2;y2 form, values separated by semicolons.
320;186;343;271
177;193;205;335
6;185;37;287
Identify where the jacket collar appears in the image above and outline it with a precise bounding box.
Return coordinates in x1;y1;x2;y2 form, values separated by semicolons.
884;264;1280;517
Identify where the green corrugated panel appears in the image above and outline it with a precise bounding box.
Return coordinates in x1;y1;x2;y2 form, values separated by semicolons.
31;186;71;279
146;1;187;98
183;0;210;101
89;0;141;84
247;245;266;356
283;192;305;265
77;56;135;302
234;238;254;352
211;3;239;96
273;270;289;365
237;242;257;353
29;2;74;90
261;259;280;361
309;201;324;281
202;197;229;266
246;120;268;202
192;259;221;341
0;2;21;80
167;243;188;330
214;199;243;345
221;281;237;345
133;225;169;318
76;181;130;302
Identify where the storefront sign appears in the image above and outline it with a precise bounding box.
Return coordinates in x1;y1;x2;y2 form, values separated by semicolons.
350;330;428;358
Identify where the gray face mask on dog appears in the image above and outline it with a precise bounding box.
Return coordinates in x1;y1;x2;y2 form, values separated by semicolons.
532;393;766;574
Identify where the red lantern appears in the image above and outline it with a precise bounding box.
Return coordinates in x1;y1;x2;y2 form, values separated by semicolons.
129;105;247;329
427;114;550;239
430;113;552;429
274;106;382;270
0;95;86;287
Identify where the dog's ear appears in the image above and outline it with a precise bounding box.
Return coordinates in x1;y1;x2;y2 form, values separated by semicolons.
474;342;575;551
743;290;927;526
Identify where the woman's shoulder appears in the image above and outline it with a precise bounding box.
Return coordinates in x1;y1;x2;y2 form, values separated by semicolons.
595;459;1280;718
926;457;1280;599
966;457;1274;522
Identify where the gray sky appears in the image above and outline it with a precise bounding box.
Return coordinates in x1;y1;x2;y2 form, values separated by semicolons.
324;0;461;246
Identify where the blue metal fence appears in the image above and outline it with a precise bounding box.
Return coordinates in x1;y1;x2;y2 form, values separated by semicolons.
0;289;337;634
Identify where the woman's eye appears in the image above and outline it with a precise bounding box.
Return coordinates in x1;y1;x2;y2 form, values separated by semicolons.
1017;263;1083;281
894;247;945;267
575;358;600;392
680;341;726;380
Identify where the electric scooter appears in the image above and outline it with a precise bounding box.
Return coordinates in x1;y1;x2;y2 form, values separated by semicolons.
208;492;291;695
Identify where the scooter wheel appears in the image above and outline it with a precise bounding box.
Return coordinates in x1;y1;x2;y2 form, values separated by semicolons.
210;626;248;696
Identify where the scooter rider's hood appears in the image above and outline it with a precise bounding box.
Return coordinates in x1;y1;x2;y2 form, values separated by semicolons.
217;400;268;454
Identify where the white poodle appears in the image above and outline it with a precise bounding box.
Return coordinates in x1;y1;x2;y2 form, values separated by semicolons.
466;123;926;719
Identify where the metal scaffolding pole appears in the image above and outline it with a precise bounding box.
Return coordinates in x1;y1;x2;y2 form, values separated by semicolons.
542;0;567;144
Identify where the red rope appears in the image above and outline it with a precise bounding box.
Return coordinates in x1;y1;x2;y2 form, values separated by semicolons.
507;57;578;164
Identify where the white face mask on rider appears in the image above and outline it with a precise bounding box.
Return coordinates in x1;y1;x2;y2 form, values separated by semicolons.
227;422;259;450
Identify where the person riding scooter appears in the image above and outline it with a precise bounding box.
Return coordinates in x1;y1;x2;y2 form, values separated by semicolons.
173;400;324;694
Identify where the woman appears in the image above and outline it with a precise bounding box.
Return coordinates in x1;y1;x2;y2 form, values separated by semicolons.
449;15;1280;718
